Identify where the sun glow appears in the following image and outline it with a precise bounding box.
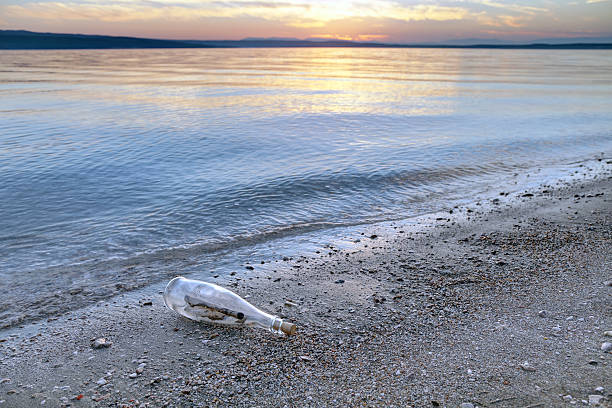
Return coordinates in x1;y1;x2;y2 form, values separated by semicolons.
1;0;611;42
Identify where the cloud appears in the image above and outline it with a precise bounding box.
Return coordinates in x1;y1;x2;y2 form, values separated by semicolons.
2;0;473;25
388;4;470;21
309;33;389;41
309;33;354;41
453;0;548;15
287;20;326;28
355;34;389;41
498;14;529;27
3;0;610;42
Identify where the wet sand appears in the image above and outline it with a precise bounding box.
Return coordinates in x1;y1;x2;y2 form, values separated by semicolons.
0;161;611;407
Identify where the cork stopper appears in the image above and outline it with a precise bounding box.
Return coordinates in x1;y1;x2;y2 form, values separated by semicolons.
272;319;297;335
280;321;297;336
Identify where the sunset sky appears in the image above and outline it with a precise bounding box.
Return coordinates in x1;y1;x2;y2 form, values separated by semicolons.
1;0;611;43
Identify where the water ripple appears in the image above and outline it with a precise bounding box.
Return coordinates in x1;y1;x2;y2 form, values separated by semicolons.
1;48;611;276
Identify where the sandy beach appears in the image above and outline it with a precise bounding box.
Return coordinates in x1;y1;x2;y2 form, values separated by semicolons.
1;160;610;407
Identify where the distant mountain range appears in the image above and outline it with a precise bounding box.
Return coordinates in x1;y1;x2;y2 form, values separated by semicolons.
1;30;611;50
0;30;212;49
431;36;612;45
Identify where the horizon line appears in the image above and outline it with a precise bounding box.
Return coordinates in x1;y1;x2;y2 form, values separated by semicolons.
2;29;612;50
3;29;612;46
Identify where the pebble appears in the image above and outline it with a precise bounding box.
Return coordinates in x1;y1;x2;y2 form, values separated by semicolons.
0;379;9;385
604;331;612;337
604;280;612;287
601;342;612;353
92;338;112;349
594;386;604;394
563;395;573;402
588;395;604;406
538;310;547;318
460;403;474;408
128;373;138;379
519;362;536;372
96;378;107;386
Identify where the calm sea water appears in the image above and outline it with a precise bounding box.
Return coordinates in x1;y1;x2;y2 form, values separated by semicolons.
1;48;612;280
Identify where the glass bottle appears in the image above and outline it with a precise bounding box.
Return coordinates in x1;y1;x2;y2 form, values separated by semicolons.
163;276;296;335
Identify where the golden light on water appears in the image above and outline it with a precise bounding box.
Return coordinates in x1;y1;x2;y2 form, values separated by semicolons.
4;48;462;118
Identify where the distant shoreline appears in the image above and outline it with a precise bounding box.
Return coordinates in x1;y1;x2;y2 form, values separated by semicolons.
2;30;612;50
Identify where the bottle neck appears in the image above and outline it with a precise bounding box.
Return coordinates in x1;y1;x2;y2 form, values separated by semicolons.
270;317;297;335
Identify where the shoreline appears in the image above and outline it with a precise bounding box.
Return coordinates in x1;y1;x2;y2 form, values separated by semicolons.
2;157;610;331
1;160;611;407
